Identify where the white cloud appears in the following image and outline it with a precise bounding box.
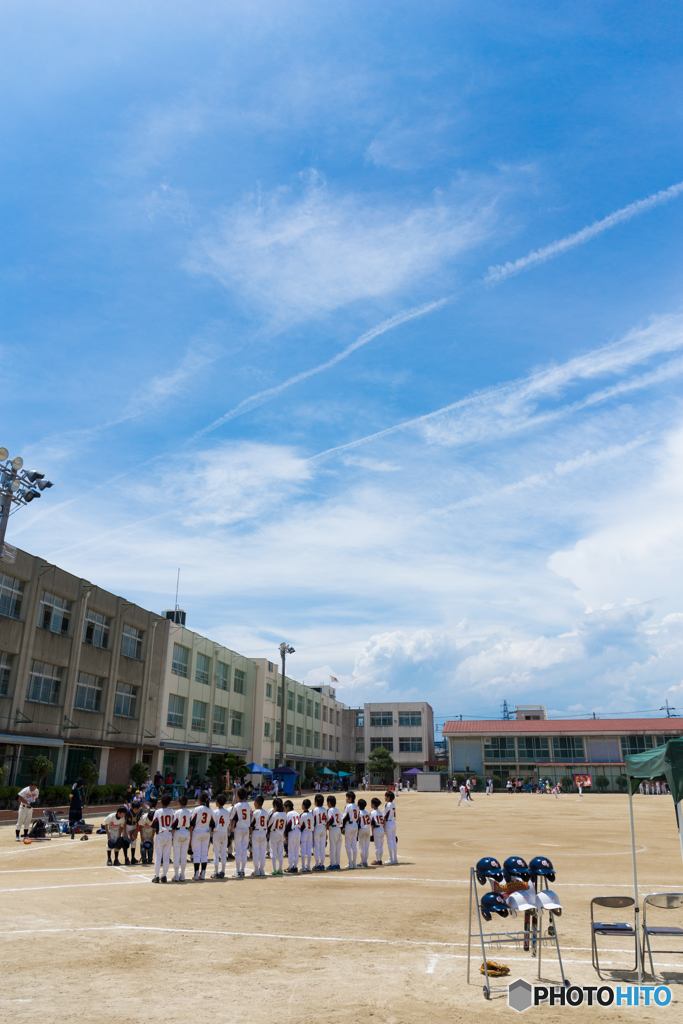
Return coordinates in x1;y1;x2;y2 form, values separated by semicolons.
186;170;495;328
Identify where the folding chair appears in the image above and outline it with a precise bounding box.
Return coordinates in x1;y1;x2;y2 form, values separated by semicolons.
590;896;637;979
42;809;68;837
642;893;683;981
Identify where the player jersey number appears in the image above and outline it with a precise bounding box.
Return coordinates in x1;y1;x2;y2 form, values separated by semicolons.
162;814;172;827
201;812;209;824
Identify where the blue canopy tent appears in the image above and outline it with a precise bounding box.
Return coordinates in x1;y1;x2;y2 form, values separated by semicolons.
272;764;300;795
402;768;424;775
245;763;272;775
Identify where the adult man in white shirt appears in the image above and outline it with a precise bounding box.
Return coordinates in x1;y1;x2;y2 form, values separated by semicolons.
16;782;39;840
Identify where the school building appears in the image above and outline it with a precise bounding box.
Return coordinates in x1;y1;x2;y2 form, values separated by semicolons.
343;701;435;783
444;712;683;787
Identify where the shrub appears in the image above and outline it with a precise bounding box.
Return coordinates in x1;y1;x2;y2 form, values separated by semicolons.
492;775;502;790
615;775;629;793
595;775;610;792
454;774;465;788
42;785;71;806
560;776;575;792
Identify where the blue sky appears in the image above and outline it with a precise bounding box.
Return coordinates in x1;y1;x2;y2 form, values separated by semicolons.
4;1;683;728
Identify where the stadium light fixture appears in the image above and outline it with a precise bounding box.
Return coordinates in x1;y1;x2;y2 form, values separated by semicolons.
0;448;54;561
278;641;295;767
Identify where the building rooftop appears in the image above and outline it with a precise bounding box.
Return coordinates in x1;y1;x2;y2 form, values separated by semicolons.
443;718;681;735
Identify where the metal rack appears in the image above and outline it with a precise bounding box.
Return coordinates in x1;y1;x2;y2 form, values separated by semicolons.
466;867;569;1000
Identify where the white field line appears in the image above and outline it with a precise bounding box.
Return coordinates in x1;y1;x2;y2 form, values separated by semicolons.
0;879;150;893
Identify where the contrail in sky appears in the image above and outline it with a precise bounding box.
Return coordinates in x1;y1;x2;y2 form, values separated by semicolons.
484;179;683;284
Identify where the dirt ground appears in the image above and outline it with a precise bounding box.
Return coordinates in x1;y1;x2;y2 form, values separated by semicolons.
1;791;682;1023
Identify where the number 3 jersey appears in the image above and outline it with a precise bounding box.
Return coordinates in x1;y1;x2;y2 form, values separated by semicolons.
190;805;213;834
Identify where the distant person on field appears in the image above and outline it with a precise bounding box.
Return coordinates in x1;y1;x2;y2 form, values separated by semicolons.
16;782;39;840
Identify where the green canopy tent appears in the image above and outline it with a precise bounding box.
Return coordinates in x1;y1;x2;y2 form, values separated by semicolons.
624;738;683;982
320;767;337;776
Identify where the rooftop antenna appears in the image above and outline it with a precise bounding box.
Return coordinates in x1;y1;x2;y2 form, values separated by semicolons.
174;568;180;615
661;699;679;718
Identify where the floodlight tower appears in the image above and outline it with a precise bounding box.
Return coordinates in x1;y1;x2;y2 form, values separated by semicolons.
0;446;53;558
278;641;295;766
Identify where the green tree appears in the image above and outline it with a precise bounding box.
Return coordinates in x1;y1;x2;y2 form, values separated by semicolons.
615;775;629;793
304;764;317;780
595;775;610;793
0;765;8;786
29;754;54;790
77;758;99;807
454;774;465;788
491;775;502;790
129;761;149;790
560;775;575;792
366;747;397;783
207;753;247;795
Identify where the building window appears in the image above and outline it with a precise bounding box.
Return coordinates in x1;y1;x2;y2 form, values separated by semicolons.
216;662;229;691
268;661;274;672
266;681;273;699
37;592;71;635
483;737;516;760
356;738;365;753
398;711;421;727
0;573;23;620
336;736;340;752
297;694;304;714
231;710;243;737
322;706;328;722
370;737;393;752
517;737;550;760
195;653;211;686
27;661;62;705
286;724;293;745
314;731;320;750
234;669;245;694
0;651;13;696
114;682;138;719
306;698;313;717
620;736;654;757
287;690;294;711
75;672;103;713
399;737;423;752
264;721;270;738
552;736;585;761
277;686;282;707
167;693;185;728
213;705;226;736
322;733;327;750
306;729;312;748
276;720;281;742
314;702;320;720
370;712;393;728
83;609;110;649
296;726;303;747
172;644;189;677
191;700;208;732
356;711;364;728
121;623;143;660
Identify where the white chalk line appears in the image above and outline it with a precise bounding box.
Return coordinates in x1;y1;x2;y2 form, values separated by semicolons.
0;878;150;893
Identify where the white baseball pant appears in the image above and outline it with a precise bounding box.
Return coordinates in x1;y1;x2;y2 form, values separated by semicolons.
17;804;34;833
313;827;326;867
270;833;284;872
300;831;312;870
358;829;371;865
328;827;342;867
213;831;228;873
172;833;189;879
251;831;267;874
233;829;250;873
372;828;384;862
287;829;300;870
344;828;358;867
385;824;397;862
192;833;210;865
154;832;172;878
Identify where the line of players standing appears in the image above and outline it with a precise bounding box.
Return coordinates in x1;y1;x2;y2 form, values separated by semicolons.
103;789;399;882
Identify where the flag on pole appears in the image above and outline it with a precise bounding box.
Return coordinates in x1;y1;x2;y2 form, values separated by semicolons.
330;675;338;683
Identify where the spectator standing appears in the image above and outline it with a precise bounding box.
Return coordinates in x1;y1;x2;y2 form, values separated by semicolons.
69;777;85;838
15;782;39;841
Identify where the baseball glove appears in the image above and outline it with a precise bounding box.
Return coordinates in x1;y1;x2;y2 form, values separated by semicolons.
480;960;510;977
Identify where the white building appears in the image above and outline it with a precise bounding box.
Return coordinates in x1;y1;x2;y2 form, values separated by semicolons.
343;701;435;782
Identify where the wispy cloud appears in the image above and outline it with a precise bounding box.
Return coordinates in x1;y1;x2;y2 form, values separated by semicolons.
192;298;448;438
121;342;221;421
484;179;683;284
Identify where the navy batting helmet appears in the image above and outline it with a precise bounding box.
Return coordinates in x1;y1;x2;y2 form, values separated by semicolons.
480;892;510;922
529;855;555;883
475;856;504;885
503;855;530;882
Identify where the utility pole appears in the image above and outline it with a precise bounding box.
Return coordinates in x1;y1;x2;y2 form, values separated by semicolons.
278;641;295;766
661;700;678;718
502;699;510;721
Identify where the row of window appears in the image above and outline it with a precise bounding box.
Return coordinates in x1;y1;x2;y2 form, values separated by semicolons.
481;735;672;761
263;720;322;749
166;694;243;737
0;574;146;658
171;645;245;693
357;737;423;753
355;711;423;728
17;660;138;717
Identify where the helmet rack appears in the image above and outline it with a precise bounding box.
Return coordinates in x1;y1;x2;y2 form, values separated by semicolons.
467;867;569;1000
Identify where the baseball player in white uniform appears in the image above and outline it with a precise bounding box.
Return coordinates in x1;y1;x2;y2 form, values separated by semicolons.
312;794;328;871
190;792;212;881
230;788;252;878
172;796;191;881
342;791;360;869
16;782;39;840
267;797;286;875
152;794;174;882
383;791;398;864
284;800;300;873
326;795;342;871
357;798;372;868
370;798;385;865
299;798;314;872
211;794;231;878
250;796;268;876
104;806;127;865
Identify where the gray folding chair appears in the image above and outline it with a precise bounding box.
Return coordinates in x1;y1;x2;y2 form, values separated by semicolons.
590;896;637;979
643;893;683;981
